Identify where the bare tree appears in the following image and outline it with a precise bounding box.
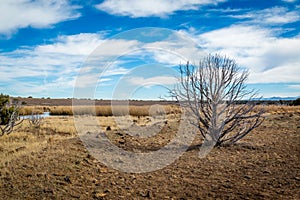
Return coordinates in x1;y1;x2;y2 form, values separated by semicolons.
169;54;264;147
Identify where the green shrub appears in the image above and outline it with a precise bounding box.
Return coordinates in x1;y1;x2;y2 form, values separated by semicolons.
0;93;9;108
0;106;15;125
0;94;20;125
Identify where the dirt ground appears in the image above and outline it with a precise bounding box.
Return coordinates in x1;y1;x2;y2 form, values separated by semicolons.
0;107;299;199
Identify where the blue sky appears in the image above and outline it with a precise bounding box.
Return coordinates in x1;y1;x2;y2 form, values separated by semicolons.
1;0;300;99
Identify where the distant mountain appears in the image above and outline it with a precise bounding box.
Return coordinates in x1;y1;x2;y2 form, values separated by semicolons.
255;96;300;101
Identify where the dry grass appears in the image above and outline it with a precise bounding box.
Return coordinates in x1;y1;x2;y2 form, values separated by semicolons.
4;104;299;168
0;131;46;167
0;105;182;167
48;105;180;117
0;117;76;167
19;104;300;117
0;110;176;167
19;106;48;115
263;105;300;114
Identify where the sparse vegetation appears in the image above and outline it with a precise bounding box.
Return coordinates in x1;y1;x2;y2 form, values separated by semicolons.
0;105;299;199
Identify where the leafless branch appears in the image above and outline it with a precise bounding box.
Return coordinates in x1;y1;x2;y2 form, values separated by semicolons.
169;54;264;147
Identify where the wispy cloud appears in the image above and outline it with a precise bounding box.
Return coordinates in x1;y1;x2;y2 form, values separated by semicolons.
143;41;205;65
1;33;103;79
126;76;177;88
0;0;81;36
4;26;296;96
230;6;300;25
0;33;139;97
189;25;300;84
36;33;102;56
288;84;300;89
95;0;226;18
282;0;298;3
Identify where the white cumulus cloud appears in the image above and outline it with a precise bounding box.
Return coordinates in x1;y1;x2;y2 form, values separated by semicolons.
95;0;225;18
0;0;81;36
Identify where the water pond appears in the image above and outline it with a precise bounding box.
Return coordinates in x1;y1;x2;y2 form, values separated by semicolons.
20;112;51;119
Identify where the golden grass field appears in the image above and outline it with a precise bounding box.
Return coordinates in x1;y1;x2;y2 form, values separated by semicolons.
19;105;179;117
1;105;299;199
19;103;297;116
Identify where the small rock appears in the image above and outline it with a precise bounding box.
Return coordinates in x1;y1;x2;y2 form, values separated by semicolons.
106;126;111;131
